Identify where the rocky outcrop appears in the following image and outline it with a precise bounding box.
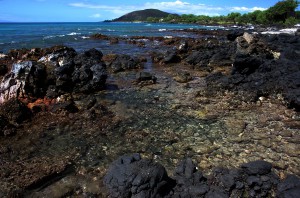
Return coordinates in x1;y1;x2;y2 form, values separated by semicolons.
0;61;46;103
103;154;174;198
0;46;107;103
104;154;300;198
106;54;143;73
72;48;107;93
205;32;300;111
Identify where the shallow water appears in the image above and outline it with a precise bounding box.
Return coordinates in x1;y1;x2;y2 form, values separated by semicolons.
0;26;299;196
0;22;221;53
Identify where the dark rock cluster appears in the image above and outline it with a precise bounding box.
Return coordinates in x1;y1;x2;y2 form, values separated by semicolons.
0;46;107;103
104;154;300;198
161;31;300;111
106;54;143;73
0;46;109;135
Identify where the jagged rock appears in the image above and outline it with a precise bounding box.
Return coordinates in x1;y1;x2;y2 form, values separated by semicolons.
72;49;107;93
0;64;8;76
186;51;212;69
108;54;142;73
209;49;233;67
39;46;77;67
163;51;181;64
205;186;228;198
232;53;263;75
0;47;108;104
241;160;272;175
172;158;209;197
243;32;254;44
0;61;47;103
277;175;300;198
227;30;244;41
103;154;173;198
103;155;300;198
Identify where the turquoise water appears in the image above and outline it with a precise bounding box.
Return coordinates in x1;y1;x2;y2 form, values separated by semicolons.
0;22;221;53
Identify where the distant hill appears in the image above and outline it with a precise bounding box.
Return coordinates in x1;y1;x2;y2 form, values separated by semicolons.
109;9;175;22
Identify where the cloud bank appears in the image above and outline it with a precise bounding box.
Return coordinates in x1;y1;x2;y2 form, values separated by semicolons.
69;0;266;18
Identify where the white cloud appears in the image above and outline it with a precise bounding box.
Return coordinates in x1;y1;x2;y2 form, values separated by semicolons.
69;1;267;18
144;0;223;15
90;13;101;18
230;6;266;12
69;3;121;10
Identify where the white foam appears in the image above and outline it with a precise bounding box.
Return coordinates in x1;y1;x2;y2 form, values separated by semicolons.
261;28;298;35
68;32;81;36
81;36;90;39
0;54;7;58
159;29;167;32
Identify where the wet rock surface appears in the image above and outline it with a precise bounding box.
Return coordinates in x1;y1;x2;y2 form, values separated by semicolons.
103;154;299;198
0;29;299;197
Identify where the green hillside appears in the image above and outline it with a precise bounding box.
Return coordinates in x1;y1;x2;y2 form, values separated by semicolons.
110;9;175;22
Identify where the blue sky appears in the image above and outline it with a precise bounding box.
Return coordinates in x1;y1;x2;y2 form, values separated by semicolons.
0;0;297;22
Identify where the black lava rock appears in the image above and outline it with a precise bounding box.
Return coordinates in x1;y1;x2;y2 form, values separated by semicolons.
109;54;142;73
277;175;300;198
241;160;272;175
227;30;244;41
72;49;107;93
163;51;181;64
103;154;174;198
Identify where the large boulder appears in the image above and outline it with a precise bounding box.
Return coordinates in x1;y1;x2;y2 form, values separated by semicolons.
103;154;173;198
0;47;108;103
0;61;47;103
72;49;107;93
241;160;273;175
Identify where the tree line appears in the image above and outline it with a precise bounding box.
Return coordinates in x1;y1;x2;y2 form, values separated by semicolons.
146;0;300;26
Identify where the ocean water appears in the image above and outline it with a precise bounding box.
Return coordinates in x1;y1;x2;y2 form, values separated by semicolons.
0;22;222;53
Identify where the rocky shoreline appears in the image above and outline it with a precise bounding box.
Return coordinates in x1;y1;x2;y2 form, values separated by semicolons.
0;28;299;197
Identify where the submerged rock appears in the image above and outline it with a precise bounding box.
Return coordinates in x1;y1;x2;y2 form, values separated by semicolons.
173;71;192;83
136;72;157;84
